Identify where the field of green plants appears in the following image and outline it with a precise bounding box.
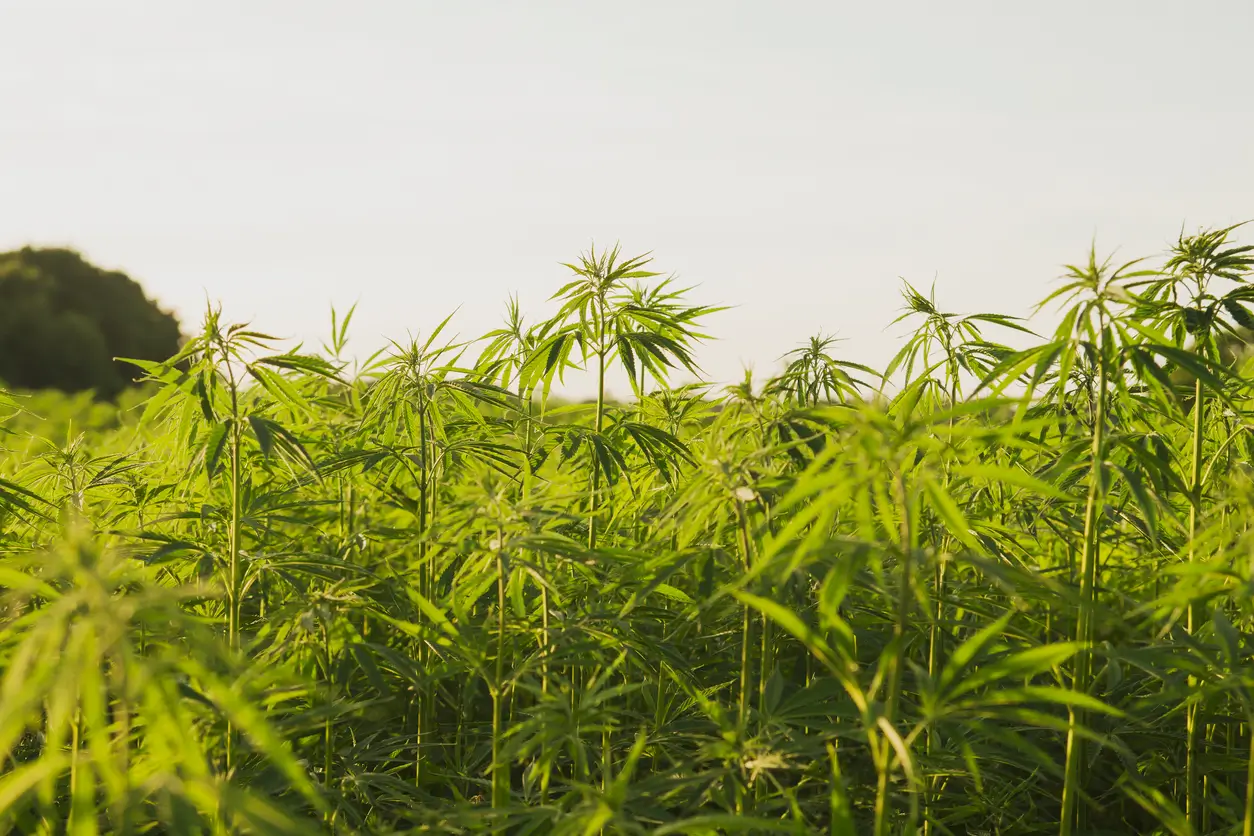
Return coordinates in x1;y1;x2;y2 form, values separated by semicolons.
3;228;1254;835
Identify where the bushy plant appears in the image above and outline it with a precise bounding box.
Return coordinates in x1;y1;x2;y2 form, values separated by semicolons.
2;229;1254;834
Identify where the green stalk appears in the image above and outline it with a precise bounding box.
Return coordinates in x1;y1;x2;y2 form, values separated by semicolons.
415;398;428;789
734;499;755;814
115;658;132;836
1244;713;1254;836
735;500;754;733
225;375;243;776
887;471;914;722
417;397;429;590
828;741;853;836
876;471;916;836
491;528;508;810
757;612;772;718
1060;336;1109;836
322;622;335;828
1186;374;1205;827
589;303;607;550
602;726;612;795
924;374;958;834
455;676;469;799
522;382;550;699
68;706;82;831
227;453;242;632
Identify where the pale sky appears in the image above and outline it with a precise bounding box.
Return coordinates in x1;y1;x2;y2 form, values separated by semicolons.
2;1;1252;397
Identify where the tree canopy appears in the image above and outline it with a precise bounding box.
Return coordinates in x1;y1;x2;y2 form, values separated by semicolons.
0;247;182;398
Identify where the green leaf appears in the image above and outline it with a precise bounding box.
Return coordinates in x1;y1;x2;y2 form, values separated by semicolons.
204;420;231;481
733;590;864;712
955;463;1074;502
1223;296;1254;331
0;478;53;520
654;814;802;834
1214;610;1242;668
937;611;1014;697
948;643;1081;699
248;414;275;458
921;473;980;551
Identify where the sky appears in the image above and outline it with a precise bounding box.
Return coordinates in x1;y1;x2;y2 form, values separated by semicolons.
2;1;1252;397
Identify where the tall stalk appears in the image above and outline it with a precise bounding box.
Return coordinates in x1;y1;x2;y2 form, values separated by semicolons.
875;470;916;836
415;390;429;789
589;302;607;550
924;375;958;834
321;620;335;828
1060;335;1109;835
1186;374;1205;826
734;497;755;733
225;366;244;776
734;495;755;814
491;526;508;810
1244;716;1254;836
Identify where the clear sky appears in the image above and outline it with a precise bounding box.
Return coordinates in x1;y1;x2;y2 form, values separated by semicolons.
2;1;1252;397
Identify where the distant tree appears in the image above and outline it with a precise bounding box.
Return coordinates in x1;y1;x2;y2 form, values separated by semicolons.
0;247;182;398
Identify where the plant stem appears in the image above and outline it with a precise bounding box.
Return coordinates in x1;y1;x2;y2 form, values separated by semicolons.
924;376;958;835
734;499;755;814
1186;375;1205;827
589;307;607;550
1244;713;1254;836
415;395;431;789
876;470;916;836
1060;338;1109;836
226;377;243;776
735;500;754;734
492;529;508;810
322;622;335;828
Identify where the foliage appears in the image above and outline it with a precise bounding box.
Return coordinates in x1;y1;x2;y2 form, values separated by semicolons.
2;230;1254;834
0;248;182;398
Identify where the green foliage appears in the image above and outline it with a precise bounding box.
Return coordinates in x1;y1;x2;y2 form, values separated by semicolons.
0;248;182;398
3;230;1254;835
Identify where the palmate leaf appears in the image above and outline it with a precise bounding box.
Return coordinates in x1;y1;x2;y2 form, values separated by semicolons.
1126;344;1183;410
444;438;521;473
247;414;276;458
204;420;231;481
253;352;345;382
446;377;519;413
965;312;1038;336
920;473;980;551
519;327;584;403
194;370;218;423
947;643;1081;701
1165;222;1254;283
614;421;692;483
1183;305;1212;335
954;462;1075;502
974;341;1063;397
240;415;317;476
0;477;53;520
246;364;313;414
935;611;1015;697
1223;297;1254;332
180;659;327;815
1141;342;1239;406
732;590;865;712
615;330;703;394
588;433;630;488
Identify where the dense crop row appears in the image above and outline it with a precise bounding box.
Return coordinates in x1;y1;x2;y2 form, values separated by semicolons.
2;229;1254;834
